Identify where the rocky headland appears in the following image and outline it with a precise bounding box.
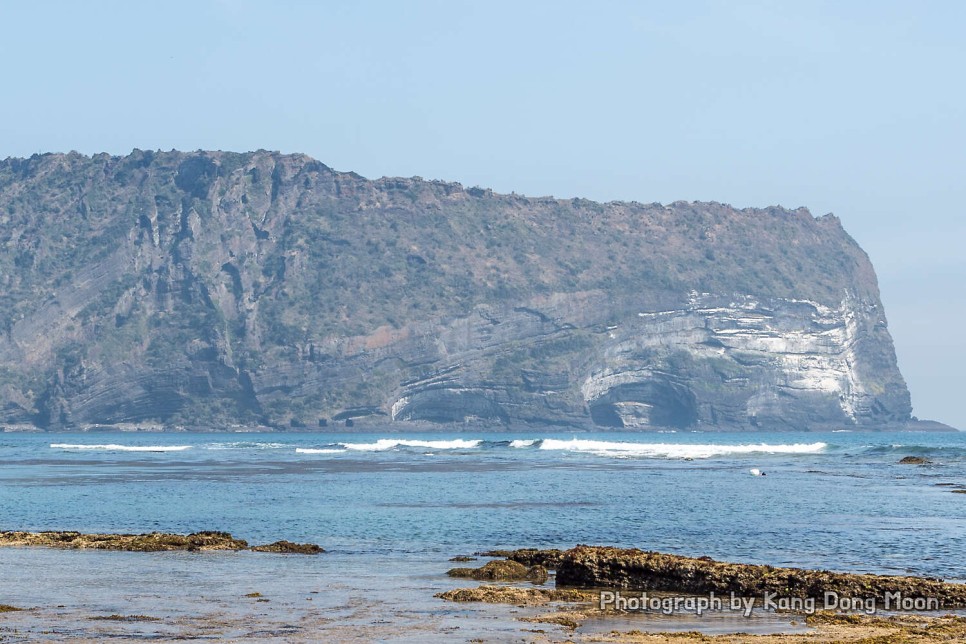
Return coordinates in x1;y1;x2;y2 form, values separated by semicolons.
0;150;937;432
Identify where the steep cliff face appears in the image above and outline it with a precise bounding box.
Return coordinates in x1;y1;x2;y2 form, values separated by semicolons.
0;150;912;430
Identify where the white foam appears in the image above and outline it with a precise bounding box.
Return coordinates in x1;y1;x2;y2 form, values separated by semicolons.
509;439;537;448
50;443;191;453
205;442;287;450
538;439;827;459
338;439;482;452
295;448;347;454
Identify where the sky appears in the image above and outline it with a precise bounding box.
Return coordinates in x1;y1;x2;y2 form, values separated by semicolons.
1;1;963;428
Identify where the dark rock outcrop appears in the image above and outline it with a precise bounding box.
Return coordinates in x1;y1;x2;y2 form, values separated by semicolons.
475;548;565;569
898;456;931;465
434;586;589;604
0;530;327;554
0;530;248;551
250;540;324;554
554;546;966;605
447;560;547;583
0;150;920;431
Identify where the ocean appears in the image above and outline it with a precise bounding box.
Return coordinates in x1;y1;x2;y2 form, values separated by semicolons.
0;429;964;641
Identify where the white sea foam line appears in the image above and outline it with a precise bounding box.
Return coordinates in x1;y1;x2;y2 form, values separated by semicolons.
295;448;347;454
509;439;537;448
538;439;827;459
338;439;482;451
49;443;191;452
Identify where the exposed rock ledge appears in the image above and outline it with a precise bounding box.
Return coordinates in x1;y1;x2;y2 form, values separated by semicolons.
0;531;323;554
454;546;966;607
553;545;966;605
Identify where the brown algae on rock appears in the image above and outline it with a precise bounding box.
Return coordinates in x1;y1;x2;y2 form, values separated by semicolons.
475;548;565;568
435;585;592;605
898;456;931;464
0;530;249;552
250;540;324;554
554;545;966;606
0;531;326;554
447;559;548;583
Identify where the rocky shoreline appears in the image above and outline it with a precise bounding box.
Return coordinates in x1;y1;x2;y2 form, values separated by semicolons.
0;531;323;554
1;537;965;641
554;545;966;604
437;546;966;641
453;546;966;607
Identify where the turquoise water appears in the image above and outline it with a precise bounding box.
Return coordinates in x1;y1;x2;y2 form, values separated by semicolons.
2;429;964;579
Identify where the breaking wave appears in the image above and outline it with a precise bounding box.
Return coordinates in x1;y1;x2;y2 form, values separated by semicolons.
537;439;827;459
50;443;191;452
204;442;288;450
290;437;828;460
338;439;482;451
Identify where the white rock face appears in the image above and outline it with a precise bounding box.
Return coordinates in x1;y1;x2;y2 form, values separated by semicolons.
379;289;908;431
581;293;891;429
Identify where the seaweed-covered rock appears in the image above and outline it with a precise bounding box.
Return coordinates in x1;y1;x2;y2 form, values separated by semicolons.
526;564;549;584
899;456;931;465
447;560;546;582
0;530;248;552
555;546;966;606
448;555;477;562
434;585;590;604
250;540;324;554
475;548;565;568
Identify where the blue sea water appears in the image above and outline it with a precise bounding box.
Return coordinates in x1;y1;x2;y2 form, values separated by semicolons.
0;429;964;641
2;429;964;578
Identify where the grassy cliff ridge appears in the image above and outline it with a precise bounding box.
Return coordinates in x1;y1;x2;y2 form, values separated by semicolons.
0;150;910;430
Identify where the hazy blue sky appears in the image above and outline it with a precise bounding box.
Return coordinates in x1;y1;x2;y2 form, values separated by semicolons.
1;1;963;428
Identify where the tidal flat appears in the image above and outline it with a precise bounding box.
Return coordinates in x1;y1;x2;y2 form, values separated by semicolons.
1;540;965;642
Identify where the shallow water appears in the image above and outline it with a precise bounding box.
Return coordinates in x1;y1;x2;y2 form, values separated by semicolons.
0;429;964;640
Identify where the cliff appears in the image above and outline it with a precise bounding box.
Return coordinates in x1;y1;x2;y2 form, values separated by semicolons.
0;150;914;431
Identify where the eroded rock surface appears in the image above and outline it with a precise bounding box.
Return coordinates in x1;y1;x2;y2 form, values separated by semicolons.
0;530;248;552
0;150;921;431
447;560;547;583
249;540;324;554
554;545;966;605
476;548;565;569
